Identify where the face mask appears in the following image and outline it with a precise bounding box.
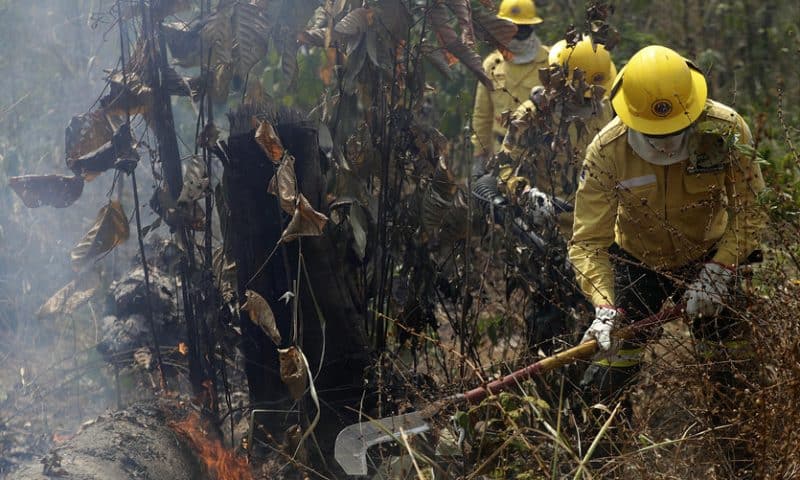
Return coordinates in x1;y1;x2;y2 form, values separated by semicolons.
627;129;690;165
507;32;542;64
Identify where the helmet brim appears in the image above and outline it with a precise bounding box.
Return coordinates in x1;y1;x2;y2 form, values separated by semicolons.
498;15;543;25
584;61;617;98
611;67;708;135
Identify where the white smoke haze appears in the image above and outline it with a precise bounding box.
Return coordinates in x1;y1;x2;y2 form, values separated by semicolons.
0;1;175;468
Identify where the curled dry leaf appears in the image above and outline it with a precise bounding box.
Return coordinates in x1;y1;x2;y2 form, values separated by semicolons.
280;193;328;243
242;289;282;346
65;110;114;160
177;156;210;206
36;273;100;319
255;121;284;162
9;174;84;208
278;346;308;400
67;124;136;180
70;201;130;271
267;155;297;215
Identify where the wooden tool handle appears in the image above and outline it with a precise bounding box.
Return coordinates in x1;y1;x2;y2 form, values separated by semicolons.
462;303;683;404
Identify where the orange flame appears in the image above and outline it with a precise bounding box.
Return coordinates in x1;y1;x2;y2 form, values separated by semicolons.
178;342;189;356
171;412;253;480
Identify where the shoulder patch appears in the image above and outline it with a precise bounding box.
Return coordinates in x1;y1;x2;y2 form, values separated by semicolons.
595;117;626;148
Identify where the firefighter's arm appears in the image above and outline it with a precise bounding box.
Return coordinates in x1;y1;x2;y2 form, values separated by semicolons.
712;115;767;267
471;79;495;157
569;140;618;306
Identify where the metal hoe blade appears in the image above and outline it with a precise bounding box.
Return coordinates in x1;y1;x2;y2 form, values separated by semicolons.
334;411;430;476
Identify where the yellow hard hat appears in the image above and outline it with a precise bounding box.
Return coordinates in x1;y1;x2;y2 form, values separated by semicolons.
497;0;543;25
610;45;708;135
548;37;617;98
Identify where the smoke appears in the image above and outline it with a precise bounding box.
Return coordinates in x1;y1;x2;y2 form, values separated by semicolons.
0;0;150;454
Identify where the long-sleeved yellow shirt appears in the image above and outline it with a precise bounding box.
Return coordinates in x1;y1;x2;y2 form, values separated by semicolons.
470;48;549;156
569;99;766;306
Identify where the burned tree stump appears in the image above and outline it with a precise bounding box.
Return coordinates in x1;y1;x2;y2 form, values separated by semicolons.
218;105;373;455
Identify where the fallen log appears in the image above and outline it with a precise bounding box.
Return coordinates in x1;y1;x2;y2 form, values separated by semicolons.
8;403;206;480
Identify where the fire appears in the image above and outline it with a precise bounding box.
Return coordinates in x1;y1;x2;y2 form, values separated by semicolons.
178;342;189;355
171;412;253;480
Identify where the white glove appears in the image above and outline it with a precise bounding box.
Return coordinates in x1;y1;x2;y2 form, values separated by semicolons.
581;306;622;354
683;262;735;319
523;187;556;227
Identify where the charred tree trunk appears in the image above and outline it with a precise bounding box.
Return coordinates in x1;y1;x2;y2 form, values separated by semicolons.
218;105;373;452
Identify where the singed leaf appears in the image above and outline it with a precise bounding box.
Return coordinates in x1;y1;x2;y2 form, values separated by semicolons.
280;194;328;243
243;289;282;346
255;121;284;162
9;174;84;208
37;274;100;318
445;0;475;47
278;346;308;400
65;111;114;160
70;201;130;271
67;124;136;180
177;156;210;206
231;3;272;82
267;155;297;215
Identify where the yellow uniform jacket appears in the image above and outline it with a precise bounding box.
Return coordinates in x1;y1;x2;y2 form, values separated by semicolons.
500;98;613;236
569;99;766;306
471;47;549;156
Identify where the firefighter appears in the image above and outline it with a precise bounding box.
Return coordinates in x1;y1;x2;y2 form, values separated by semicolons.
486;36;617;353
570;45;765;473
470;0;549;175
500;36;617;235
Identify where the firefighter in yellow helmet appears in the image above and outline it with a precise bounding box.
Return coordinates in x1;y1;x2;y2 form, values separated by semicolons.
500;36;617;236
570;45;765;472
475;36;617;352
470;0;549;173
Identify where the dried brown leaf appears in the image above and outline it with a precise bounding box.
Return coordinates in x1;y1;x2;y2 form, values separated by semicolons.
267;155;297;215
70;201;130;271
255;121;284;162
36;275;99;319
65;111;114;160
67;124;136;180
278;346;307;400
280;193;328;243
243;290;282;346
9;174;84;208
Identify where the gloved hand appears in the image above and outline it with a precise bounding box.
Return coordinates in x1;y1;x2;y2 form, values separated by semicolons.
581;305;622;355
522;186;556;227
683;262;735;319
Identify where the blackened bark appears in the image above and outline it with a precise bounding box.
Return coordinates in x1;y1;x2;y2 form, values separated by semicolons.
219;106;372;451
